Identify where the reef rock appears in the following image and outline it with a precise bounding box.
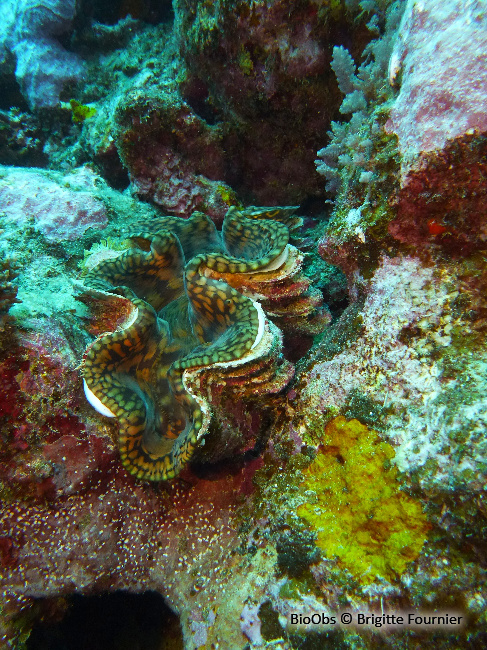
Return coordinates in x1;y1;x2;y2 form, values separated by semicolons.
173;0;348;204
75;0;374;216
0;0;84;109
0;166;107;242
302;0;487;643
115;89;234;223
386;0;487;176
384;0;487;259
299;254;487;498
318;0;487;276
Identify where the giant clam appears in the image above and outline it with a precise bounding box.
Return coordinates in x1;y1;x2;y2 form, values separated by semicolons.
79;206;325;481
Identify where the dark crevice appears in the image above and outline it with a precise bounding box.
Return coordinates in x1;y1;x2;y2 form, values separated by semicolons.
94;154;131;190
282;332;315;363
0;73;29;112
27;591;182;650
181;76;220;126
77;0;174;27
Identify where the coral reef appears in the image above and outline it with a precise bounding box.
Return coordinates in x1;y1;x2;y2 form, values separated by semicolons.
299;254;487;496
173;0;368;205
60;0;380;217
315;0;403;196
317;0;487;278
0;314;109;507
388;130;487;258
0;454;285;648
0;0;486;648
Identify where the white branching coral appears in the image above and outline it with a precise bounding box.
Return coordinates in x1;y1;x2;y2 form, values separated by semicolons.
315;1;405;198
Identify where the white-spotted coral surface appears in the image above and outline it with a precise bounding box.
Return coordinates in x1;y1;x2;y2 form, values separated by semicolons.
300;255;487;495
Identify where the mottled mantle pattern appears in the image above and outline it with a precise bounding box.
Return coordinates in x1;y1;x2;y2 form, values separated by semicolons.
81;206;297;481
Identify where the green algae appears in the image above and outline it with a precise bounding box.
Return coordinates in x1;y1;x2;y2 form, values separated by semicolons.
297;416;430;584
279;575;315;601
69;99;96;123
237;46;254;76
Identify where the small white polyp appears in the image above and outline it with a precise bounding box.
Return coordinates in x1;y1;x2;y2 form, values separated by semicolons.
83;379;116;418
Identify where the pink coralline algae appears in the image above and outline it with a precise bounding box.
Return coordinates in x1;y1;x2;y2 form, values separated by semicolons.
128;145;235;224
115;94;235;223
0;316;113;503
383;0;487;260
386;0;487;177
0;166;107;242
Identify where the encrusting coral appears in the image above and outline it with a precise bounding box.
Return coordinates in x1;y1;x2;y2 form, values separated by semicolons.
297;416;430;584
79;205;322;481
0;252;20;332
